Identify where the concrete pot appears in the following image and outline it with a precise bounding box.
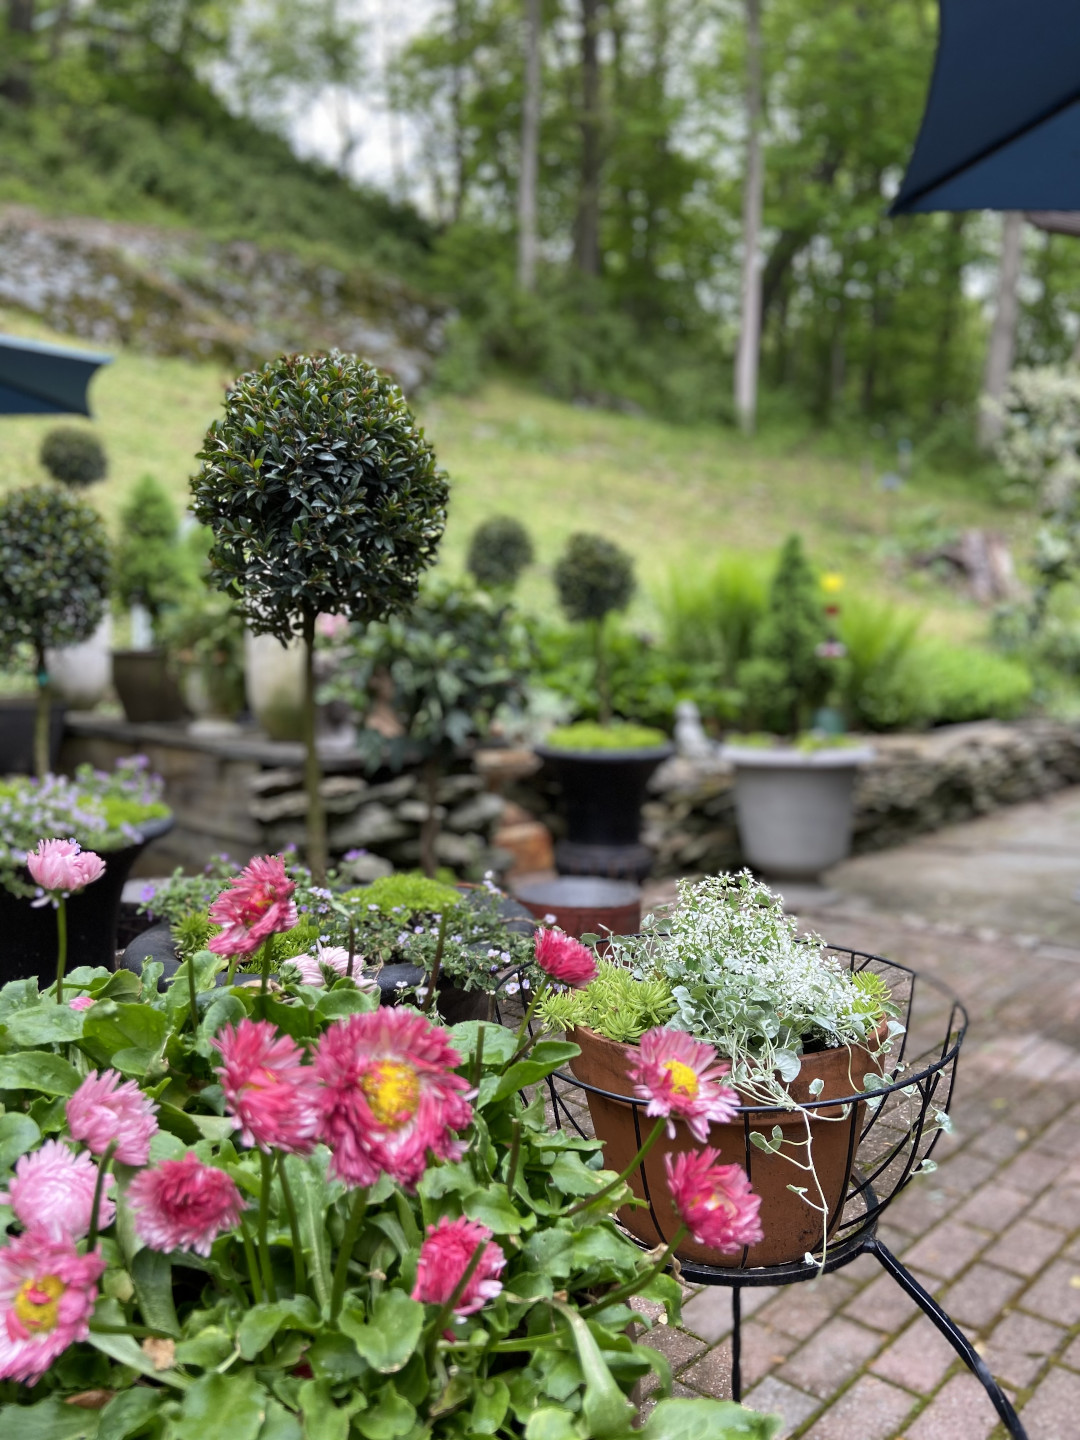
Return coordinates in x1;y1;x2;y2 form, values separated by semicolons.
568;1023;882;1268
46;615;113;711
721;744;875;882
244;631;305;741
112;650;190;724
0;697;65;776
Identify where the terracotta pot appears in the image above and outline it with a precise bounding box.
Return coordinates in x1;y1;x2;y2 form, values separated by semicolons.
515;876;641;940
568;1024;883;1268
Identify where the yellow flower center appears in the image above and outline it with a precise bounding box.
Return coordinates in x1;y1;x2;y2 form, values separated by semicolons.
662;1060;700;1098
361;1061;421;1128
13;1275;64;1334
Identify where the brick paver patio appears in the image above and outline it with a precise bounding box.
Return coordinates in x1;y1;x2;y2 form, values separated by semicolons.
624;906;1080;1439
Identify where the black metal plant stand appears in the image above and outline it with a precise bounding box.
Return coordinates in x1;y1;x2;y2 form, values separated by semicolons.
537;946;1028;1440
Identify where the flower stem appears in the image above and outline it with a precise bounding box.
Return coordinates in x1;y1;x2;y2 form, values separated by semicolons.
55;896;67;1005
347;919;356;980
581;1223;688;1317
426;1240;486;1358
187;953;199;1032
422;910;449;1014
330;1188;368;1321
563;1116;666;1218
504;1117;522;1198
277;1152;307;1298
240;1215;263;1303
86;1139;117;1249
258;1149;276;1301
259;938;273;999
508;975;548;1063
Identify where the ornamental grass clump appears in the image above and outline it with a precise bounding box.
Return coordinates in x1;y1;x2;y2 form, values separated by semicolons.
0;851;779;1440
0;486;110;777
192;352;449;883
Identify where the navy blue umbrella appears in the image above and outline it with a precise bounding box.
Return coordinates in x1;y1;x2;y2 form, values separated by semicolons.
0;333;112;416
892;0;1080;215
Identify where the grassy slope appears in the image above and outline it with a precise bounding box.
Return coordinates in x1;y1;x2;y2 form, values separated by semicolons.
0;307;1023;641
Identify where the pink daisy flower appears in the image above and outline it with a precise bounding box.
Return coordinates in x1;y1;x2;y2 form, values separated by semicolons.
127;1153;245;1257
0;1141;115;1240
288;945;373;990
412;1216;506;1317
213;1018;321;1154
207;854;298;959
628;1027;740;1142
68;995;95;1013
664;1148;763;1254
66;1069;159;1167
534;928;597;989
26;839;105;899
0;1231;105;1384
315;1010;474;1190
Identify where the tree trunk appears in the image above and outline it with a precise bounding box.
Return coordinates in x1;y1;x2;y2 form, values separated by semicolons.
978;211;1024;450
574;0;602;277
3;0;35;103
419;760;441;879
450;0;467;224
517;0;542;291
932;212;966;415
301;611;328;887
34;644;49;780
593;617;611;726
734;0;764;435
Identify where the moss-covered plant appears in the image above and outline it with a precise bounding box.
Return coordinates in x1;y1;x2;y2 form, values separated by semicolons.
545;720;668;751
192;353;449;883
554;533;636;724
39;425;107;488
114;475;191;639
467;514;535;591
0;485;110;776
736;534;832;736
324;580;531;875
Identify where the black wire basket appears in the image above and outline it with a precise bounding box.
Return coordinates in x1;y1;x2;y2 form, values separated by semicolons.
538;945;967;1285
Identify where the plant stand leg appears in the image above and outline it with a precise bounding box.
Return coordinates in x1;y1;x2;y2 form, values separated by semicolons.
867;1237;1028;1440
731;1285;742;1404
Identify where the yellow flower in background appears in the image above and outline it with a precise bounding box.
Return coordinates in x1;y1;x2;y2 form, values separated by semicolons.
821;572;844;595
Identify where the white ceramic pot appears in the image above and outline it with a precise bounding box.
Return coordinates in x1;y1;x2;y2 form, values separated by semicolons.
45;614;113;711
720;743;875;881
244;630;305;741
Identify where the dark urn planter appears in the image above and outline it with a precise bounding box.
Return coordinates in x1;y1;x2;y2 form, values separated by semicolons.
534;742;674;881
0;815;174;985
112;650;189;724
0;697;65;776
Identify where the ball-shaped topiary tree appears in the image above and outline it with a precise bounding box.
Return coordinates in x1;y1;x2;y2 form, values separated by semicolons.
115;475;191;635
0;486;110;776
737;533;832;735
553;532;636;724
466;515;535;591
39;427;108;488
191;352;449;880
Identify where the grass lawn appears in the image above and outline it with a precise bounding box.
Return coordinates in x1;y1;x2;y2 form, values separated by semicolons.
0;306;1026;642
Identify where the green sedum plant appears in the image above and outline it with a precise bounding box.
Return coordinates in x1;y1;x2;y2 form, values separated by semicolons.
192;353;449;883
540;958;677;1043
0;485;110;776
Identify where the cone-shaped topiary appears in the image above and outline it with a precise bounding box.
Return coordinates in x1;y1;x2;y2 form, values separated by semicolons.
191;352;449;881
115;475;190;630
737;534;832;735
39;427;107;488
0;486;110;775
466;515;534;591
554;533;636;724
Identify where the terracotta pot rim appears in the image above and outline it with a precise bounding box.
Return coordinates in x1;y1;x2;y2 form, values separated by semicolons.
567;1020;887;1115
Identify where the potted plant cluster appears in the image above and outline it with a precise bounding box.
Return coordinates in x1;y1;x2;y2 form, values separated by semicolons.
536;535;673;880
0;482;111;777
0;847;778;1440
539;871;903;1268
111;475;193;724
724;536;873;882
191;353;450;885
0;756;173;980
322;579;532;877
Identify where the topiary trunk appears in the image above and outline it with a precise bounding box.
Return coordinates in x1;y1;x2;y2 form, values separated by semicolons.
419;759;441;879
34;644;49;779
301;610;328;886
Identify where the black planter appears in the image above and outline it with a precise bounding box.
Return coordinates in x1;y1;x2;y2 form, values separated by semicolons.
0;697;65;776
0;815;175;986
112;650;189;724
534;742;673;881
